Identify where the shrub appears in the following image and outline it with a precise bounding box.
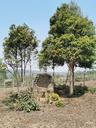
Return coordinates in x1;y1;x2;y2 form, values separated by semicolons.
88;88;96;94
73;86;88;97
47;93;60;103
75;76;81;82
55;100;64;107
3;90;40;112
47;92;64;107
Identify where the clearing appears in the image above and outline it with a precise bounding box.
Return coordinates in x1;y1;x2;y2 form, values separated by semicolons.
0;81;96;128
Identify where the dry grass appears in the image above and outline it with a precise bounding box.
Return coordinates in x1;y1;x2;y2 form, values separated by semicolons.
0;81;96;128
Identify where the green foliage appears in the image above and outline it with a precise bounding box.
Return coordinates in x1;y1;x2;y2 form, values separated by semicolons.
47;93;60;102
38;36;64;70
47;93;64;107
40;1;96;95
88;88;96;94
75;76;81;82
0;58;7;71
0;59;7;86
3;93;18;109
48;2;95;68
49;2;95;37
3;24;38;82
0;71;7;87
38;50;50;70
73;86;88;97
55;100;64;107
3;90;40;112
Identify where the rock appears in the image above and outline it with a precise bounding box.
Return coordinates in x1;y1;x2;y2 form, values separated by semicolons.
33;73;54;98
47;83;54;93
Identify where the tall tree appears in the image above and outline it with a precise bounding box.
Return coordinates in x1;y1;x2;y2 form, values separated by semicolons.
3;24;38;86
40;2;96;95
59;35;95;94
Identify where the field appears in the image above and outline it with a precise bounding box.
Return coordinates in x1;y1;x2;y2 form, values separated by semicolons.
0;81;96;128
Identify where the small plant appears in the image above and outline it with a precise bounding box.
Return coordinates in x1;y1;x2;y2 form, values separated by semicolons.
75;76;81;82
3;90;40;112
88;88;96;94
47;92;64;107
47;93;60;103
55;100;64;107
3;93;18;109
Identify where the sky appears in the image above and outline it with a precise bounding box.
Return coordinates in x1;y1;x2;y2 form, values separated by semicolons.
0;0;96;71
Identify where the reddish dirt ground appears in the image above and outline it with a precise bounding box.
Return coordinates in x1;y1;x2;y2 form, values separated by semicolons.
0;81;96;128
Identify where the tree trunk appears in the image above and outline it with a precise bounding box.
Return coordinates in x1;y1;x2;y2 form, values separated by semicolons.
23;51;26;86
16;68;19;92
24;62;26;77
20;51;23;82
15;65;19;92
15;49;19;92
29;55;32;86
21;58;23;82
24;50;26;78
52;61;55;88
83;68;86;86
69;63;75;95
52;61;55;79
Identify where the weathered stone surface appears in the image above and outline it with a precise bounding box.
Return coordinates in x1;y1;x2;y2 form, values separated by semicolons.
36;74;51;88
33;73;54;97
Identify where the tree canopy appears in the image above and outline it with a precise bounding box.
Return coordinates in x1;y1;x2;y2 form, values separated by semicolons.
3;24;38;82
39;2;96;95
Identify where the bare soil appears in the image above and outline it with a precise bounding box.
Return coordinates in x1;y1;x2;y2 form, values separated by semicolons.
0;81;96;128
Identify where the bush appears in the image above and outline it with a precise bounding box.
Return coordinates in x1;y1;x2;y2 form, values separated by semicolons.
3;93;18;109
73;86;88;97
47;93;64;107
88;88;96;94
3;90;40;112
55;100;64;107
75;76;81;82
47;93;60;103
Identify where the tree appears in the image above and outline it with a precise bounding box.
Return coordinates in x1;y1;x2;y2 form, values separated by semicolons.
39;36;64;76
59;35;95;94
3;24;38;87
0;59;7;85
0;58;7;71
40;2;96;95
78;46;96;86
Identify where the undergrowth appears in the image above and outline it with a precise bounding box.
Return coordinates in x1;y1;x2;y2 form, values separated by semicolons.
47;93;64;107
3;90;40;112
